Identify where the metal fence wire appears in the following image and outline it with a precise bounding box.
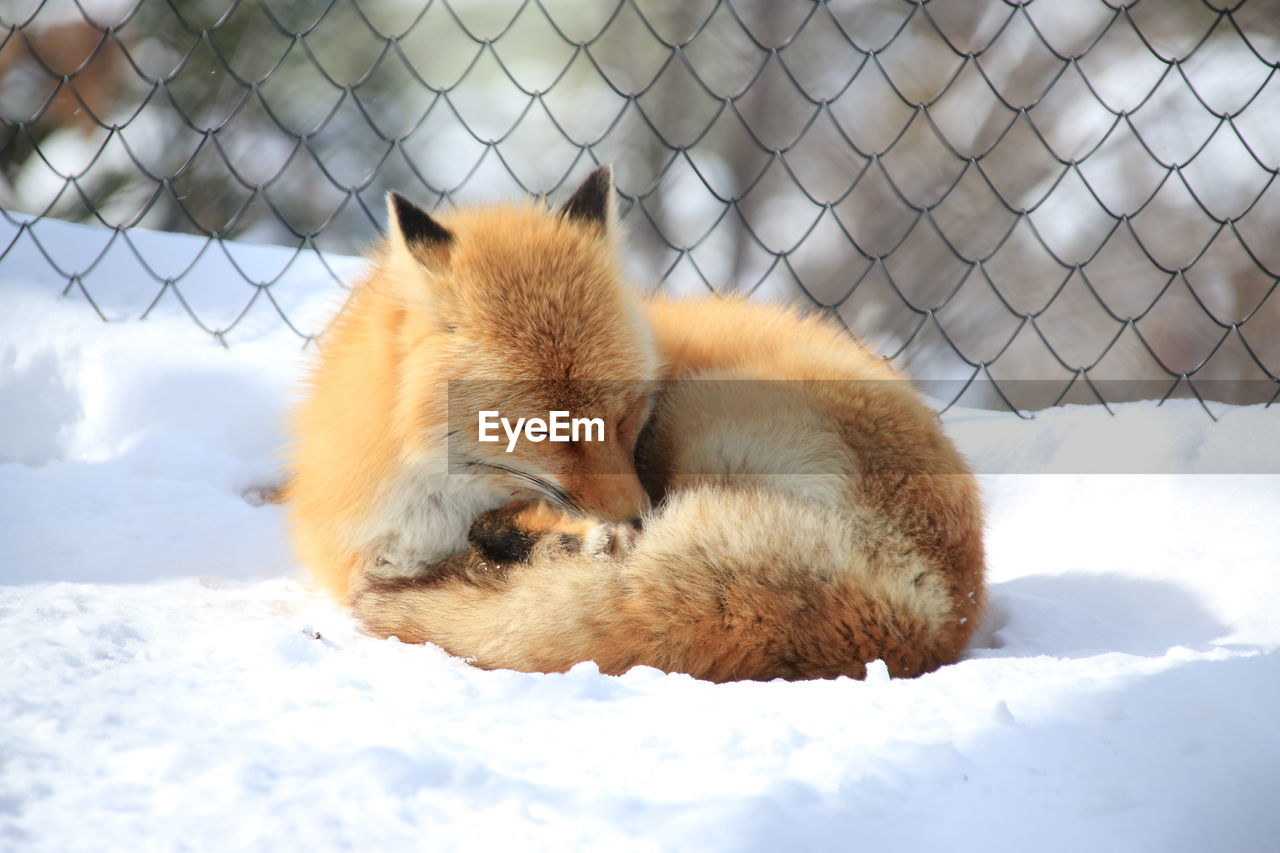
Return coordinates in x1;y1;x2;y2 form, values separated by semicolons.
2;0;1279;416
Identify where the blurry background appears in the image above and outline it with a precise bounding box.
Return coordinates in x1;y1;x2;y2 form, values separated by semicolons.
2;0;1278;413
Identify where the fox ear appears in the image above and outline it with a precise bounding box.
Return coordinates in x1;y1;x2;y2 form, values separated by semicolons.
387;192;453;268
559;165;613;231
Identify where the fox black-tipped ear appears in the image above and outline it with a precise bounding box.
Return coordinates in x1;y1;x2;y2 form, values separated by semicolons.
559;165;613;230
387;192;453;255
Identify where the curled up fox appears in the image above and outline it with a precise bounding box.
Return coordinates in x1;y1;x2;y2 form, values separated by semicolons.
285;166;985;682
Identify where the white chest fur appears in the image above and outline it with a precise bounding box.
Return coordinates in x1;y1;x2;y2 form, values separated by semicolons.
354;455;508;579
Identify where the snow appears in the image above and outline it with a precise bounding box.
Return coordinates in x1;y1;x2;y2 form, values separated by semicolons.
2;217;1279;852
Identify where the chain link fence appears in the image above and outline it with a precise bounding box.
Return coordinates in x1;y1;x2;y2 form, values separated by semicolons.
2;0;1278;416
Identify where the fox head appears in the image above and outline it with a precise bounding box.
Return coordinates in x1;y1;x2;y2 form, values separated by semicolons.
380;166;657;524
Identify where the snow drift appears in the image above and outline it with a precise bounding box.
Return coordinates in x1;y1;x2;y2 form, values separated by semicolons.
1;218;1278;852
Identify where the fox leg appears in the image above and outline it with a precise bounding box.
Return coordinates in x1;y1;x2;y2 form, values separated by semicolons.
354;502;633;615
348;503;645;672
468;502;638;564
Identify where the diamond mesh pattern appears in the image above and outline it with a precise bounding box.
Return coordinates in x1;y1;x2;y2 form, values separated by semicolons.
2;0;1278;415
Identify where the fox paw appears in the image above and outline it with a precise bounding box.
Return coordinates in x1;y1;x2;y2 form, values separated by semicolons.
511;503;638;559
468;508;538;565
468;502;639;565
575;518;639;559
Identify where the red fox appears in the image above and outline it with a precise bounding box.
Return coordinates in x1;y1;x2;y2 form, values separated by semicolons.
286;167;985;681
286;168;656;601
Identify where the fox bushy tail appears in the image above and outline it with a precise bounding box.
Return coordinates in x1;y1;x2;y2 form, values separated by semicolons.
353;485;971;682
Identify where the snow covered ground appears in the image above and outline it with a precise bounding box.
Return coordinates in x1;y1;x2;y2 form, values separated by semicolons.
2;218;1278;852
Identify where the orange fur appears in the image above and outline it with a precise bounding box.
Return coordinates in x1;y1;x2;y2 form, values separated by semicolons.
285;173;656;602
288;167;986;681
